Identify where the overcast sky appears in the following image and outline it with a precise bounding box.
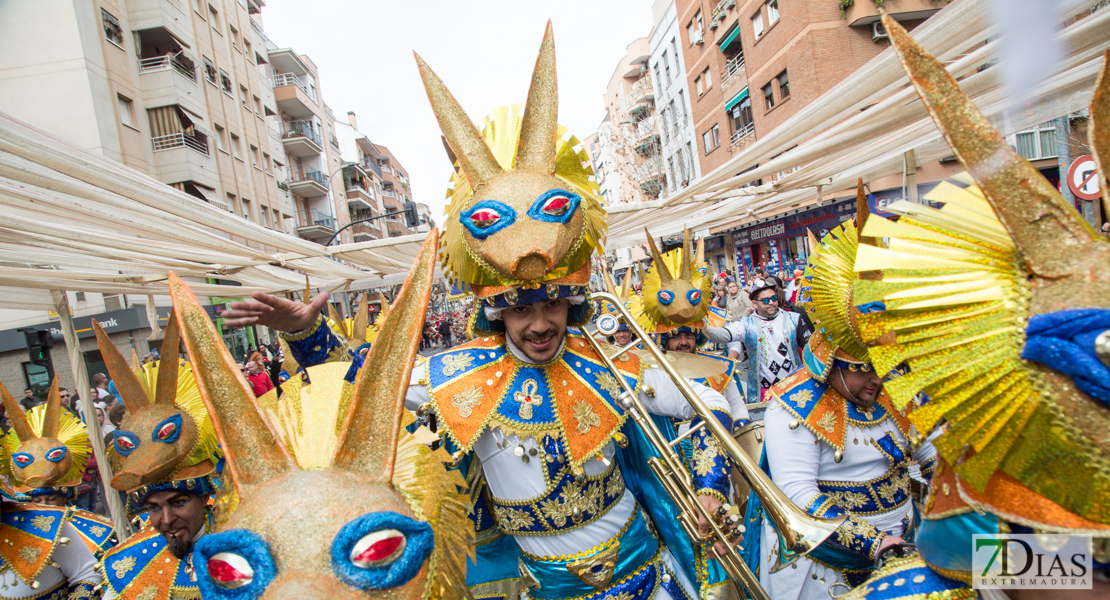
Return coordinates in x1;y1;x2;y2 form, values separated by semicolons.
259;0;657;222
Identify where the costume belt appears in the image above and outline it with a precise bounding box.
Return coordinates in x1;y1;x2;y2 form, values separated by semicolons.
489;451;625;536
815;436;912;516
519;504;662;600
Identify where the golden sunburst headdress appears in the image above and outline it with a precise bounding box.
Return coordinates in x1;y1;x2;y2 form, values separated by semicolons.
419;23;606;334
847;12;1110;531
0;377;88;495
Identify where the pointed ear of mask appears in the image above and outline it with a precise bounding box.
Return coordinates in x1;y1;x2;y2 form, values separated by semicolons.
93;320;151;413
168;273;296;493
41;376;62;439
1089;50;1110;220
515;21;558;173
155;310;180;406
882;10;1104;275
679;226;693;281
351;293;369;346
621;268;635;301
602;269;620;298
332;230;439;481
415;53;504;187
645;228;673;284
0;381;35;442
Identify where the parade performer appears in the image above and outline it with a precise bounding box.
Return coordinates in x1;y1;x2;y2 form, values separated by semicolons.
0;379;102;599
599;267;637;347
0;379;117;561
168;233;472;600
637;226;748;430
91;316;222;600
830;13;1110;598
222;23;738;599
746;213;940;600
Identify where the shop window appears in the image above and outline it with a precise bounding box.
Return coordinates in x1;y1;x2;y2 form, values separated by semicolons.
102;9;124;46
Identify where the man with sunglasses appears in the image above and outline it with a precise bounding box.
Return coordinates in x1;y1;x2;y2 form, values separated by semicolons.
706;280;805;402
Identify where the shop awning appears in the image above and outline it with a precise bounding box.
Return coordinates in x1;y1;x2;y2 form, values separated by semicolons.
725;87;749;112
719;23;741;52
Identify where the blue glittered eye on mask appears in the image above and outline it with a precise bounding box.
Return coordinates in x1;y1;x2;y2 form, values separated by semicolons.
114;431;140;456
658;291;675;305
194;529;276;600
152;414;184;444
460;200;516;239
526;189;581;224
330;511;433;591
45;447;67;463
687;290;701;305
11;452;34;468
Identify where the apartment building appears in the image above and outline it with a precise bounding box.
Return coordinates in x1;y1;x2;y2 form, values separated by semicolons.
596;37;667;205
649;0;701;196
0;0;352;391
373;144;417;237
335;111;390;242
673;0;947;280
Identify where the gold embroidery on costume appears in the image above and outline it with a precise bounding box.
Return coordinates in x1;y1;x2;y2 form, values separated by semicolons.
112;555;137;578
513;379;543;420
790;389;814;409
596;372;622;400
451;386;484;417
567;541;621;589
538;481;604;527
692;436;721;477
31;515;54;532
441;353;475;377
817;411;837;434
573;400;602;434
831;490;870;510
135;585;159;600
493;507;536;530
18;546;41;563
89;525;107;538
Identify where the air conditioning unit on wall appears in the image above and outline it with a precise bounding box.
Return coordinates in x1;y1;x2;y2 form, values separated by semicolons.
872;21;889;41
692;30;704;44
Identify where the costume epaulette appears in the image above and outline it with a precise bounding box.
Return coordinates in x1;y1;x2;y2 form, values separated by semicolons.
769;369;911;451
100;525;198;600
693;351;737;393
428;331;641;469
0;505;70;586
67;509;116;558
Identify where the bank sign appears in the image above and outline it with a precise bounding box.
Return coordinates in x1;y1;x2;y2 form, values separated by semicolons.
0;307;148;353
733;199;856;245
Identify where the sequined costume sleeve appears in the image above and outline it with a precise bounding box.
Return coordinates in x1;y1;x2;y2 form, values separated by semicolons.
914;426;941;483
56;521;103;594
764;397;887;563
643;369;734;502
280;315;357;380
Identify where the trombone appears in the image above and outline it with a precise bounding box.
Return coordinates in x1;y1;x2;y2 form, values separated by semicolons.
583;292;845;600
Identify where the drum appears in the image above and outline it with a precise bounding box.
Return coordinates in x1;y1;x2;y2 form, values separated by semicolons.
730;419;765;505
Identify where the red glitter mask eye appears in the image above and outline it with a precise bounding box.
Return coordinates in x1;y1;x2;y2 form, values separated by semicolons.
156;421;177;440
116;437;135;450
350;529;406;568
46;448;65;461
470;209;501;229
208;552;254;589
542;195;570;216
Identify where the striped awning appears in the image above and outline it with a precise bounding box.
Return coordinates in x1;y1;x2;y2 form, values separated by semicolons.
725;87;750;112
719;23;741;52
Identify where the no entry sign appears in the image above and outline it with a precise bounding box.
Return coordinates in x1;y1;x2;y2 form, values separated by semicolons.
1067;154;1101;201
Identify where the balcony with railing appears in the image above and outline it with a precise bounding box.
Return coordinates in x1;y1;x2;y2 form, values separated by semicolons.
139;51;197;83
623;79;654;115
360;157;383;178
351;221;382;242
346;182;376;211
273;72;317;118
635;116;658;144
280;120;322;157
152;132;209;156
381;188;396;199
296;208;336;241
329;131;340;149
286;166;328;198
730;121;755;146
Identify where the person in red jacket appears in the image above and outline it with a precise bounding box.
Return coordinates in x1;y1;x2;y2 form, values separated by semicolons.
245;360;274;396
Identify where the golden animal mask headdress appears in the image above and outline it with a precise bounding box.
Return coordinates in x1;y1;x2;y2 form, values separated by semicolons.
638;226;713;332
0;377;88;495
170;231;471;600
92;314;219;511
419;23;606;321
849;13;1110;530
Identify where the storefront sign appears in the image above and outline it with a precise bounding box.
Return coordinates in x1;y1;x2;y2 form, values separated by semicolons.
0;307;148;353
733;199;856;246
